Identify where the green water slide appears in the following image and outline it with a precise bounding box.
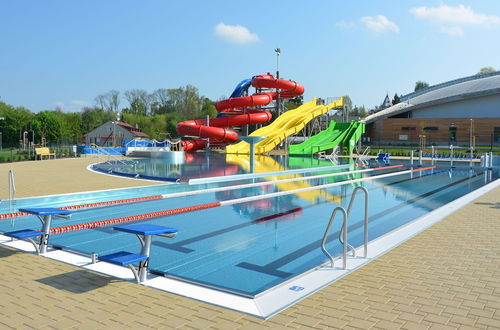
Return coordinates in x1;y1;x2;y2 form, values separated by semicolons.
341;121;365;155
289;121;365;156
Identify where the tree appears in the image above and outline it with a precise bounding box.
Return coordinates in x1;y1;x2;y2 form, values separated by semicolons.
392;93;400;105
94;94;106;110
284;95;304;110
152;88;170;114
201;97;217;118
33;111;64;143
349;105;367;118
81;107;114;133
107;90;120;112
124;89;149;115
477;67;496;75
0;101;34;147
414;81;429;92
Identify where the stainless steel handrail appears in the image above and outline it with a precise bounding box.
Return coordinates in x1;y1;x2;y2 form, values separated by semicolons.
343;186;369;258
321;206;347;269
322;186;369;270
8;169;15;202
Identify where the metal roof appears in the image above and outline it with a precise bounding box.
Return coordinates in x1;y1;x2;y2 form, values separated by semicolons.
364;72;500;124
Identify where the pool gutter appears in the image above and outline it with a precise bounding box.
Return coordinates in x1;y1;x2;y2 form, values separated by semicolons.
1;176;497;319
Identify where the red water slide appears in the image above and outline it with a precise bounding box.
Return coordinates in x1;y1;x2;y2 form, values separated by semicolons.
176;73;304;151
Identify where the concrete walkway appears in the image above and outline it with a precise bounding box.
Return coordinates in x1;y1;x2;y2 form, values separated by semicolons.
0;158;499;329
0;157;159;198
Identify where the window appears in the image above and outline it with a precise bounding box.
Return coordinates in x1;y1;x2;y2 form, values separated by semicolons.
423;127;438;131
402;127;416;131
449;127;457;143
494;127;500;143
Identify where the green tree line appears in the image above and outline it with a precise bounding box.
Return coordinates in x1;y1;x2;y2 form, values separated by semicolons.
0;85;218;147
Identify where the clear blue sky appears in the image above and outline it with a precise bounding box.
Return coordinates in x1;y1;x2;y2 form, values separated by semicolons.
1;0;499;112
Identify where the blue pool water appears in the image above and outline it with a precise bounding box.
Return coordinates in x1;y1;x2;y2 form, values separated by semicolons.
0;155;498;297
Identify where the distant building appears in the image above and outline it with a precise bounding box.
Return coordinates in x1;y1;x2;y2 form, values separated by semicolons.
85;121;149;146
380;93;392;110
363;72;500;146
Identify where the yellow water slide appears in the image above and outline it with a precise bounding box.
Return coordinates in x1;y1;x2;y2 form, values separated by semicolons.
225;97;344;155
225;154;341;204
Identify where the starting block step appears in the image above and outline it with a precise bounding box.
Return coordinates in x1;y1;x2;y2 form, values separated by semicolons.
4;229;42;239
99;251;148;266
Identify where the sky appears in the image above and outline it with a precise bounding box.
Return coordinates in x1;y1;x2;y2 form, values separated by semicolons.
1;0;500;112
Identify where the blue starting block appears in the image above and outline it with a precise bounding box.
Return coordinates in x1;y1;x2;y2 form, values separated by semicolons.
3;208;71;254
376;153;391;163
98;224;178;283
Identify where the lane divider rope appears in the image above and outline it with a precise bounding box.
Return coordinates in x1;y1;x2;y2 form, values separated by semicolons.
0;195;163;220
50;166;435;234
0;165;403;220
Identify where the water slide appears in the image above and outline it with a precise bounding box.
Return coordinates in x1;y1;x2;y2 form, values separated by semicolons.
288;121;365;156
176;73;304;151
225;97;344;155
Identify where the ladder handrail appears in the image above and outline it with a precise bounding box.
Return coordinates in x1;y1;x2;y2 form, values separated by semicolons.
321;186;369;270
8;169;15;201
321;206;347;269
340;186;369;258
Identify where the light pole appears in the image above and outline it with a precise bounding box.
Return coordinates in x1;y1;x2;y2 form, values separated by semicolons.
0;117;4;151
112;121;116;148
274;48;280;79
274;48;282;118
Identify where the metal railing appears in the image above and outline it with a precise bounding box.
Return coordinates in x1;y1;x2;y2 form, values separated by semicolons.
8;170;15;201
321;186;369;269
89;144;136;166
317;146;340;165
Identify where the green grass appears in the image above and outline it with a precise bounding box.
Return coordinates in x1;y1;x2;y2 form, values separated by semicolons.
366;146;500;157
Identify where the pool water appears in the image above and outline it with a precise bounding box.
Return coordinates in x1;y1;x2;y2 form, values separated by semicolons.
0;155;497;296
91;153;352;181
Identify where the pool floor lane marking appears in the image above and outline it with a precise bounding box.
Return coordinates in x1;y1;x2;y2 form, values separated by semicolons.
49;166;435;235
236;171;484;278
156;168;444;254
0;165;403;221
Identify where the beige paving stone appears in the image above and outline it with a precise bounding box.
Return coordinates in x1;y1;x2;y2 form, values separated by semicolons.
0;159;499;329
401;321;429;330
423;313;451;325
345;318;378;329
475;316;500;328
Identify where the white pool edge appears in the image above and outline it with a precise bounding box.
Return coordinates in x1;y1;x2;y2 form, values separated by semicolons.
0;177;498;319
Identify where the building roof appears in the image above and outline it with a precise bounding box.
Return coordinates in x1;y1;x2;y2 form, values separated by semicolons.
85;120;149;138
364;71;500;124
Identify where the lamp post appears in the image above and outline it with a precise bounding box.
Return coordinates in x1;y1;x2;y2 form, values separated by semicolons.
112;121;116;148
274;48;282;118
0;117;4;151
274;48;280;79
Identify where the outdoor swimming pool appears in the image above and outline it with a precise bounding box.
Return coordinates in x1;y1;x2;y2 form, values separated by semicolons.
1;155;498;299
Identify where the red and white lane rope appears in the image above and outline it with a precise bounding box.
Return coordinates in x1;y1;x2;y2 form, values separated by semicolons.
158;164;405;199
50;166;435;235
0;195;163;220
0;165;403;221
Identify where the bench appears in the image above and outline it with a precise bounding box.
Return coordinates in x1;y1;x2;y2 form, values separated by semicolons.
98;224;178;283
35;147;56;160
3;208;71;254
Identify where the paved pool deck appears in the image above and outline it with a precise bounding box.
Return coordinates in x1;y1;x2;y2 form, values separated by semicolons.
0;157;499;329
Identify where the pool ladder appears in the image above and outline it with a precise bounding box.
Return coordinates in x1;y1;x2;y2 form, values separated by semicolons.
321;186;369;269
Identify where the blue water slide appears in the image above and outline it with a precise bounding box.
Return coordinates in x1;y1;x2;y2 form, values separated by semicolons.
229;78;252;98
